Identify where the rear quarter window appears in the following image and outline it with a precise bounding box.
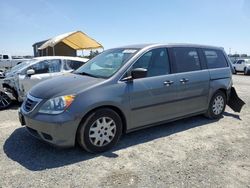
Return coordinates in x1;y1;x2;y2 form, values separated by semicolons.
203;49;228;69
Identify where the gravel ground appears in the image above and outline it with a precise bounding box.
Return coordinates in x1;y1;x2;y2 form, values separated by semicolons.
0;74;249;188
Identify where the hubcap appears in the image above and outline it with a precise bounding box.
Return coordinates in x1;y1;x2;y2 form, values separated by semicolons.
0;92;11;109
212;95;224;115
89;117;116;147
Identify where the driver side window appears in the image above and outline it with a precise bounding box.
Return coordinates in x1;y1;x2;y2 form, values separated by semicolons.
30;60;61;74
31;60;50;74
131;48;170;78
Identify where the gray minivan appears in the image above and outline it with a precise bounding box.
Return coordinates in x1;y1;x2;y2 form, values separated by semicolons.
18;44;244;153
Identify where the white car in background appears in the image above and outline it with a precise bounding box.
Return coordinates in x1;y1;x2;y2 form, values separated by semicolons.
0;54;29;71
0;56;88;109
233;59;250;75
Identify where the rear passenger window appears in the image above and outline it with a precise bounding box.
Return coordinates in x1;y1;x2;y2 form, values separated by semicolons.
172;48;201;73
203;50;228;69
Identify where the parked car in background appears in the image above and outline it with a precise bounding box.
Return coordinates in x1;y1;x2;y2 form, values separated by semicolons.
19;44;244;153
232;59;250;75
0;56;88;109
0;54;29;71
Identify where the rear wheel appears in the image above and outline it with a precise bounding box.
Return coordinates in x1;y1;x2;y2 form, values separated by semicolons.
205;91;226;119
0;91;12;110
77;108;123;153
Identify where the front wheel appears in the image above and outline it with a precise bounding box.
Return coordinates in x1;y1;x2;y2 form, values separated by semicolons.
0;91;12;110
77;108;123;153
205;91;226;119
244;68;249;75
233;67;237;74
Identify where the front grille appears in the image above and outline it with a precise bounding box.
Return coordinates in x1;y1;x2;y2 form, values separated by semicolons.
24;98;38;112
22;94;42;113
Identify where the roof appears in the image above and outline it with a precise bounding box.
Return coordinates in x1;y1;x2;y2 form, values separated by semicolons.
33;56;89;62
38;31;103;50
32;40;49;47
116;43;223;50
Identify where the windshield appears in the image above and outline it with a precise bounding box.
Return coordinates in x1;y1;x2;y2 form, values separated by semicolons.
75;48;139;78
9;59;37;73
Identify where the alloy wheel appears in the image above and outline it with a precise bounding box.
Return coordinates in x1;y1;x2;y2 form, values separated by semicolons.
212;95;224;115
0;91;11;109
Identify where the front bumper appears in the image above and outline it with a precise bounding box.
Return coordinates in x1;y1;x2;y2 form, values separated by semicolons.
18;108;80;147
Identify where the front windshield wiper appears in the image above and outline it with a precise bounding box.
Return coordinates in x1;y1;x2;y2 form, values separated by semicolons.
74;71;99;78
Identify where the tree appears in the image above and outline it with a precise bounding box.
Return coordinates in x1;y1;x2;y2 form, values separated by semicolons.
88;50;100;59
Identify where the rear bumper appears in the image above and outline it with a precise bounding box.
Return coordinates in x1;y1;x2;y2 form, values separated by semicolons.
18;108;79;147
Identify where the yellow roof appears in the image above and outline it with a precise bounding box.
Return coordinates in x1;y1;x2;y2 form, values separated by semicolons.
38;31;103;50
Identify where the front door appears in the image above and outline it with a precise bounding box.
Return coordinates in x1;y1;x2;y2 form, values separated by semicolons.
127;48;179;129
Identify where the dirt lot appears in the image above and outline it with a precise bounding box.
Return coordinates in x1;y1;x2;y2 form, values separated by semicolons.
0;75;249;188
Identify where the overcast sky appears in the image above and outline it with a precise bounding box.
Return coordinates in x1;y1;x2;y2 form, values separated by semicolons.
0;0;250;55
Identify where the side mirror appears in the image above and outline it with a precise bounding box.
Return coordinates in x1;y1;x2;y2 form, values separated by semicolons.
26;69;35;76
121;68;147;82
131;68;147;79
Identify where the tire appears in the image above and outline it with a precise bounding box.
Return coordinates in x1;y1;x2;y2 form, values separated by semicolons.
0;91;12;110
77;108;123;153
234;67;237;74
244;68;248;75
205;90;226;119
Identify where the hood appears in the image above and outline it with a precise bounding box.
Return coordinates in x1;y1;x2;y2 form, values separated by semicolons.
29;73;104;99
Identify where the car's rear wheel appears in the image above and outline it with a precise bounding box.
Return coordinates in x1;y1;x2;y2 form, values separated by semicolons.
0;91;12;110
77;108;122;153
205;90;226;119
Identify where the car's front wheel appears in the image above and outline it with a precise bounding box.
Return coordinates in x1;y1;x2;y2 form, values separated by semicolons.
205;90;226;119
244;68;249;75
77;108;123;153
233;67;237;74
0;91;12;110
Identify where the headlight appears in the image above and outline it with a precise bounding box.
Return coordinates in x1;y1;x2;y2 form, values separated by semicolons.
38;95;75;114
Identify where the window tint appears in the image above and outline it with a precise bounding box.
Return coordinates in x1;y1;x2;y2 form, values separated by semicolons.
203;50;228;69
64;60;84;70
132;48;170;77
172;48;201;73
31;59;61;74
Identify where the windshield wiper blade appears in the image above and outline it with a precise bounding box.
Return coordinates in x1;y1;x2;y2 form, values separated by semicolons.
74;72;98;78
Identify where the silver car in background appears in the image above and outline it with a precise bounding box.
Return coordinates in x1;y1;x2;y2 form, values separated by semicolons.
0;56;88;109
19;44;244;153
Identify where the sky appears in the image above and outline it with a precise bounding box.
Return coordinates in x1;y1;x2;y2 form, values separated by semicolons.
0;0;250;56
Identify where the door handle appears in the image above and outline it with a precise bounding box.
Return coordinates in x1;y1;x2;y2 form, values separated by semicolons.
180;78;189;83
163;80;174;86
